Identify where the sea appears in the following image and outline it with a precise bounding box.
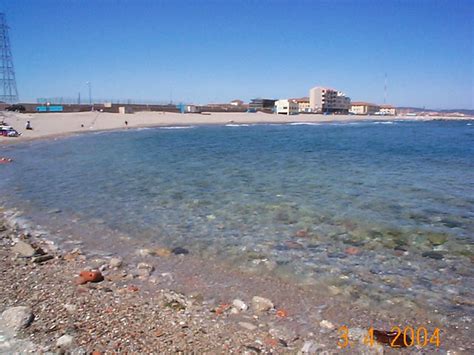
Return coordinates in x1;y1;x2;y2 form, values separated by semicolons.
1;119;473;326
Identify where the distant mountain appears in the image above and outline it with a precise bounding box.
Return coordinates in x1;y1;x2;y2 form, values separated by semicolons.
396;107;474;115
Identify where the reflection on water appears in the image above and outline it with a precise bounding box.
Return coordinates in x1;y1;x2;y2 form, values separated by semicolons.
1;120;473;316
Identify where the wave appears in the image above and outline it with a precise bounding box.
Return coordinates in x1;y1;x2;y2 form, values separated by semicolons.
329;122;362;126
373;121;395;125
159;126;195;130
225;124;250;127
288;122;321;126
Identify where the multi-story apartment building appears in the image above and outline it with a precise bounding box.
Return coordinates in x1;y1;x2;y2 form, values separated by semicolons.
350;102;381;115
309;87;351;114
275;99;299;115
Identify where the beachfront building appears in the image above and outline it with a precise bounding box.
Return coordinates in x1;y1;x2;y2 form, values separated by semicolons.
309;87;351;114
350;102;381;115
275;99;299;115
249;98;277;111
292;97;311;113
377;104;397;115
230;99;244;106
185;105;198;113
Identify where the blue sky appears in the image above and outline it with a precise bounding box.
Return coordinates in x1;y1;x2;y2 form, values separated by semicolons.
2;0;473;108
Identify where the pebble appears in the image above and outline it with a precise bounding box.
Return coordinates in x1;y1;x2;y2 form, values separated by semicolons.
137;269;151;278
299;340;320;353
56;334;74;348
148;276;159;284
136;263;154;278
427;233;448;245
137;262;154;272
63;304;77;313
422;251;444;260
344;247;360;255
76;270;104;284
155;247;172;257
251;296;274;313
109;257;123;268
12;241;37;257
0;306;34;335
171;247;189;255
295;229;309;238
232;299;248;311
238;322;257;331
319;320;335;330
137;248;154;257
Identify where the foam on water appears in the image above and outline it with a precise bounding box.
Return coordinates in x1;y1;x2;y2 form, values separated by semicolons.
288;122;321;126
159;126;195;130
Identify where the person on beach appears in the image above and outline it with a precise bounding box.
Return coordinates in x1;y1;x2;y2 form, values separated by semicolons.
125;120;128;127
26;121;33;130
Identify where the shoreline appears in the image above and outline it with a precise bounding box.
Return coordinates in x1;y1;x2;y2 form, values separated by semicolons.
0;206;469;353
1;111;473;146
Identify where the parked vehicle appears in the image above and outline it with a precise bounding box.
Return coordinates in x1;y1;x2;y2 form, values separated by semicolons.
0;125;20;137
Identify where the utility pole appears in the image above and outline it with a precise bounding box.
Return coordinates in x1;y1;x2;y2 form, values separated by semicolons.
86;81;93;111
0;13;19;103
86;81;92;105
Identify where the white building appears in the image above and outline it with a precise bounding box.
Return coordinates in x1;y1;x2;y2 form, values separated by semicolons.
309;87;351;114
230;99;244;106
377;105;397;115
350;102;380;115
185;105;198;113
275;99;299;115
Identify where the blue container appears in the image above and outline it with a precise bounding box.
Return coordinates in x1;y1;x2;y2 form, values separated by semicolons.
36;106;47;112
49;106;64;112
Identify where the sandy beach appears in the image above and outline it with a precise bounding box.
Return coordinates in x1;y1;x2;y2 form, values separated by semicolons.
1;111;470;144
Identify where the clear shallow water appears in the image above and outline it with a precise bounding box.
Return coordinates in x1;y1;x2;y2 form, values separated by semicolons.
1;120;473;316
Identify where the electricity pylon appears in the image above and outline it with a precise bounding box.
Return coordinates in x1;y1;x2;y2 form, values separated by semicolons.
0;13;18;103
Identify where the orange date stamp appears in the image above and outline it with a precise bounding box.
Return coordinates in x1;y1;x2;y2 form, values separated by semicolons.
338;325;441;348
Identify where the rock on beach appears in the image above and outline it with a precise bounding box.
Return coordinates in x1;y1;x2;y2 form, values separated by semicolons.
0;306;34;335
232;299;248;311
109;257;123;268
251;296;274;313
56;334;74;349
12;241;37;257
